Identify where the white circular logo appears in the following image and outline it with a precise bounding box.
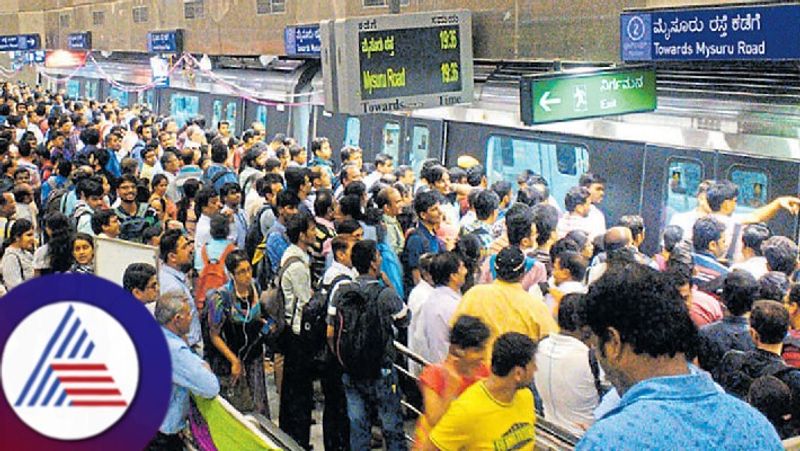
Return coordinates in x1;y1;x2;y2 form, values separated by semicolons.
627;16;646;42
1;302;140;441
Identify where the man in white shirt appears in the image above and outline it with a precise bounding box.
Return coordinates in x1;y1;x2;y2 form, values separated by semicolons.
557;186;595;240
705;180;800;262
407;254;435;376
535;292;603;436
192;187;222;271
363;153;394;190
730;223;770;279
579;173;606;234
420;252;467;366
668;180;713;243
546;250;587;311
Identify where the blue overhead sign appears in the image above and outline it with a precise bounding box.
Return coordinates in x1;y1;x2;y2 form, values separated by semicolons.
284;24;321;57
0;34;41;52
147;30;183;53
68;32;92;50
621;4;800;61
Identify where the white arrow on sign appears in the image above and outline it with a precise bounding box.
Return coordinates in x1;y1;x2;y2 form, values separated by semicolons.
539;91;562;112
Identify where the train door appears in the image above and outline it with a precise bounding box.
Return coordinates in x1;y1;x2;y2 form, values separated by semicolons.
539;140;590;209
640;145;716;255
108;85;131;107
85;79;99;101
367;116;443;171
716;152;800;241
246;103;290;141
403;118;444;174
66;79;81;99
312;108;352;160
368;116;402;165
210;97;243;135
167;90;201;128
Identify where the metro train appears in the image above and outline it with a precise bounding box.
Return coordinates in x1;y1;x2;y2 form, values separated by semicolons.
39;55;800;255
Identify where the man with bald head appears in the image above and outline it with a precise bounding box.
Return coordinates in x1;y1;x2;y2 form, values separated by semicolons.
587;227;635;285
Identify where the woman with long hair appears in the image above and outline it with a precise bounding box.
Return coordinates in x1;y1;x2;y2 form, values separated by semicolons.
69;233;95;274
151;173;177;220
33;212;75;276
207;249;270;418
177;178;202;239
1;218;35;290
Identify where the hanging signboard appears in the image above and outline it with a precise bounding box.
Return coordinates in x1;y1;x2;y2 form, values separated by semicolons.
621;3;800;61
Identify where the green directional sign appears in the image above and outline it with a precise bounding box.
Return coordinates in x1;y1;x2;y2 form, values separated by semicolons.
520;66;657;125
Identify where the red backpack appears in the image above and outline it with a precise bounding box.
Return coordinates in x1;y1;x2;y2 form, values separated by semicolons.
196;242;236;310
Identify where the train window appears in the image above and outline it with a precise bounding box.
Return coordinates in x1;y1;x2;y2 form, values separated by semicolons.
109;87;129;107
556;145;588;175
226;102;237;131
729;166;768;214
85;80;98;100
410;125;431;174
212;100;223;129
66;80;80;99
665;159;704;223
486;135;543;187
256;106;268;128
170;94;199;128
382;122;401;160
345;118;360;147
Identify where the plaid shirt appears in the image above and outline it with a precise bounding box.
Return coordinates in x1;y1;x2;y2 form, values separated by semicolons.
460;220;494;253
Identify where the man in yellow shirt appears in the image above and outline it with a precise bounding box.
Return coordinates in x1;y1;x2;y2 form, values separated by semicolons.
424;332;537;450
453;245;558;363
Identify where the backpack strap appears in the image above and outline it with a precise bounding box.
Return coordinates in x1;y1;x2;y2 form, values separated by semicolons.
588;348;606;399
218;243;236;264
201;244;211;266
243;172;261;194
211;168;231;185
3;218;12;241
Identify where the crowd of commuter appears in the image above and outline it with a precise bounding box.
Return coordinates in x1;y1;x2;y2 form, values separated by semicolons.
2;80;799;450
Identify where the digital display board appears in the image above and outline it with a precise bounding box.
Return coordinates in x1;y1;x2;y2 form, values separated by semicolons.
358;25;462;101
321;11;473;115
520;66;657;125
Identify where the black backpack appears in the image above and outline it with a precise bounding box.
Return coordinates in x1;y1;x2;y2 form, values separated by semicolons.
115;204;154;243
245;205;271;262
300;274;351;364
43;178;70;218
332;280;392;379
260;255;304;349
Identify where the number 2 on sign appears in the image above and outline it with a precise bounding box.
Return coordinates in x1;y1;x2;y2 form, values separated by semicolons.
441;62;459;84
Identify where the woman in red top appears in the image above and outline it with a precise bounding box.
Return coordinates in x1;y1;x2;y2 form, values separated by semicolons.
414;315;491;449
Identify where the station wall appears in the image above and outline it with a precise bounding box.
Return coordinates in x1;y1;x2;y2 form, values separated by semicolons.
0;0;772;61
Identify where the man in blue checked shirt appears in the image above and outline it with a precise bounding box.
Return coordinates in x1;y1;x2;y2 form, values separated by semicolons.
159;229;203;356
147;291;219;451
577;264;781;451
